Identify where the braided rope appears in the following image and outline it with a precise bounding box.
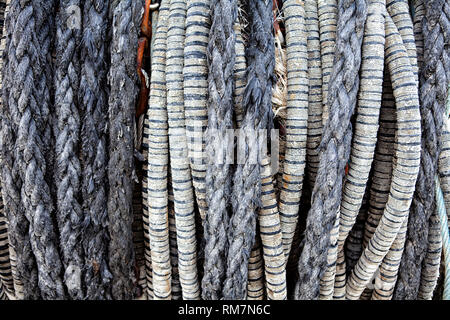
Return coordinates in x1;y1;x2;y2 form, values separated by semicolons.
4;0;67;300
395;0;449;300
223;0;275;299
0;0;14;299
107;0;144;299
294;0;368;300
79;0;113;299
202;0;237;300
54;0;84;300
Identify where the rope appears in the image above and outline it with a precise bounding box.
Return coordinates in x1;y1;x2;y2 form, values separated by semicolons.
346;12;421;299
54;0;84;300
333;0;385;300
79;0;113;300
3;0;67;300
145;0;171;300
202;0;237;300
395;0;449;300
223;0;275;300
294;0;368;300
436;178;450;300
107;0;144;299
0;0;14;299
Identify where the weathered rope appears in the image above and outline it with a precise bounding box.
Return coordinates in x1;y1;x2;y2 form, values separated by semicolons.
145;0;172;300
294;0;368;300
436;177;450;300
54;0;84;300
278;0;308;262
317;0;337;126
3;0;67;300
246;236;265;300
305;0;323;189
107;0;144;299
202;0;236;300
166;0;200;299
333;0;385;299
223;0;275;300
395;0;449;300
79;0;113;300
346;13;421;299
0;0;14;300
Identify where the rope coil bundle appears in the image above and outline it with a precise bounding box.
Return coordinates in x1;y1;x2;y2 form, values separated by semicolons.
0;0;448;300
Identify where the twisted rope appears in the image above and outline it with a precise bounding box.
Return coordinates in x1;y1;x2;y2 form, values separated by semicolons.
0;0;14;299
107;0;144;299
3;0;67;300
223;0;275;300
395;0;449;300
79;0;113;299
202;0;237;300
294;0;368;300
53;0;84;300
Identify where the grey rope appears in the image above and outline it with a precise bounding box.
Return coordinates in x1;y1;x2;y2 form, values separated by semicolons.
79;0;113;300
107;0;143;300
3;0;66;300
223;0;275;300
202;0;237;300
394;0;450;300
294;0;368;300
54;0;84;300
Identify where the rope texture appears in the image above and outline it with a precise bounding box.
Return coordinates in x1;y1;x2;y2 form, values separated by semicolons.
294;0;368;300
202;0;237;300
394;0;450;300
223;0;275;299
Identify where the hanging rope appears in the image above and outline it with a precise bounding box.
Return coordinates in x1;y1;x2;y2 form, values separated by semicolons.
79;0;113;299
395;0;449;300
223;0;275;299
107;0;144;299
202;0;236;300
295;0;368;300
54;0;84;300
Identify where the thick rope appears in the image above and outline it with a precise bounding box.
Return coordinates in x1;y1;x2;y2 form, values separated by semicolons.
54;0;84;300
79;0;113;299
346;13;421;299
107;0;144;299
436;178;450;300
166;0;200;299
223;0;275;300
184;0;210;221
394;0;449;300
202;0;237;300
333;0;385;299
294;0;368;300
145;0;172;300
3;0;67;300
0;0;14;299
305;0;323;189
278;0;308;263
